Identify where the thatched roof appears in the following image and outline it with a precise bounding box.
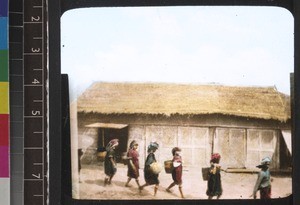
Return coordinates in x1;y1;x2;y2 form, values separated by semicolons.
77;82;291;122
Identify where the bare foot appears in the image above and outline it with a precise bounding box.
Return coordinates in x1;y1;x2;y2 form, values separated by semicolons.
104;178;108;186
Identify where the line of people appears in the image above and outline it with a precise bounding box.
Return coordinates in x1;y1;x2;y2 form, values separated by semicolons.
102;138;272;199
103;139;184;198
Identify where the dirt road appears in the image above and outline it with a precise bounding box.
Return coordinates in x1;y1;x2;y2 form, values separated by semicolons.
75;164;292;200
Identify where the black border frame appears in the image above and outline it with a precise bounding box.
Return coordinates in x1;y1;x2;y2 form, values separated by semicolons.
49;0;299;204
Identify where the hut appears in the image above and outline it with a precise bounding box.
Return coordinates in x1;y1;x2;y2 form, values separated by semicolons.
75;82;291;171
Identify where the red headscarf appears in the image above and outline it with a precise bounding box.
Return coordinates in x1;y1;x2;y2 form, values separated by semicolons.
106;139;119;150
211;153;221;162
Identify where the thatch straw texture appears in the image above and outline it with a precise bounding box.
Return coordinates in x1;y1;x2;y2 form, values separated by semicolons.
77;82;290;122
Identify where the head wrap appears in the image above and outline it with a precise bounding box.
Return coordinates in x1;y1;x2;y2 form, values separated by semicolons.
106;139;119;150
256;156;271;168
147;141;159;152
129;140;138;149
210;153;221;163
172;147;181;156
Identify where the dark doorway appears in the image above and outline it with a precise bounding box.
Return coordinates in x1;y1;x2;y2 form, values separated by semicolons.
97;127;128;162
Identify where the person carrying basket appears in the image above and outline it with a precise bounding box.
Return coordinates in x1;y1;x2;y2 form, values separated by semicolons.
140;141;161;196
104;139;119;186
166;147;184;198
206;153;223;199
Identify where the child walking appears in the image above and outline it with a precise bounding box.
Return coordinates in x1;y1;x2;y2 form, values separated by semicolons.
253;157;272;199
104;139;119;186
166;147;184;198
125;140;141;189
206;153;223;199
140;142;160;196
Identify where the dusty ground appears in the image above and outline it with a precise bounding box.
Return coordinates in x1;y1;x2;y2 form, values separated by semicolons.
75;164;292;200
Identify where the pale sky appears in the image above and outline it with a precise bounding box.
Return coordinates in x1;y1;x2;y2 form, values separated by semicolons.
61;6;294;101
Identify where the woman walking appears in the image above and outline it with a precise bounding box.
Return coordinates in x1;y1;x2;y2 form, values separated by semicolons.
140;141;160;196
206;153;223;199
125;140;141;189
166;147;184;198
253;157;272;199
104;139;119;186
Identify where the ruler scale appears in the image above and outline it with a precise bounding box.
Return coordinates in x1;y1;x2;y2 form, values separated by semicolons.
23;0;47;204
9;0;48;204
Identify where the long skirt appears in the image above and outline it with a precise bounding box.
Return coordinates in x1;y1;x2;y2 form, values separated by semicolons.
127;163;139;179
144;168;159;185
172;165;182;185
260;186;271;199
206;172;222;197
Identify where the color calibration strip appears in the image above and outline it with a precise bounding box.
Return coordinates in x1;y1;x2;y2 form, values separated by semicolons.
0;0;10;204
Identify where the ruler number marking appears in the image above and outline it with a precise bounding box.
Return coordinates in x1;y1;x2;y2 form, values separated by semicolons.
32;110;41;116
31;16;41;22
32;47;41;53
32;173;41;179
32;78;40;84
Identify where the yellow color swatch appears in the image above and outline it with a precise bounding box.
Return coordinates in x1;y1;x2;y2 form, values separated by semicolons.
0;82;9;114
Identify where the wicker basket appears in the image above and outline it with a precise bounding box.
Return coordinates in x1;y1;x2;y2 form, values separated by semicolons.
97;147;106;162
97;150;107;162
202;167;210;181
164;160;173;174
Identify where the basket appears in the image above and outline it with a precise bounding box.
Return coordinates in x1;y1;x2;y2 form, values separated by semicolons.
150;162;162;174
97;147;107;162
202;167;210;181
97;151;107;161
164;160;173;174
